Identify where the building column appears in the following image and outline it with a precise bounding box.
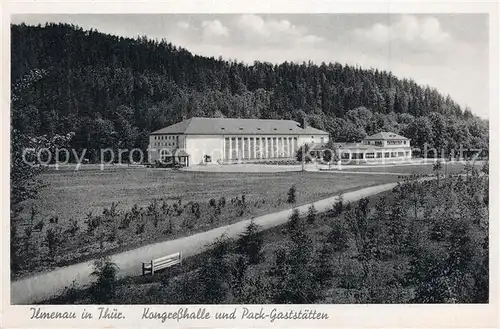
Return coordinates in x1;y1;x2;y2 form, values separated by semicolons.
271;138;275;158
247;137;251;160
229;137;232;160
260;138;263;159
253;138;257;159
222;138;225;161
240;138;244;159
235;138;239;159
288;137;291;157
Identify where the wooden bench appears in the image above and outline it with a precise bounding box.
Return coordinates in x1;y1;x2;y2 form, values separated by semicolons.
142;252;182;276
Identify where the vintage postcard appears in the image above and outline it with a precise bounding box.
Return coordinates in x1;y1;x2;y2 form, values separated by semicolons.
1;1;498;328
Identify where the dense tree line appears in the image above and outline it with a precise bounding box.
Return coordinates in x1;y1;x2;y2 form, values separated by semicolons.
12;23;488;160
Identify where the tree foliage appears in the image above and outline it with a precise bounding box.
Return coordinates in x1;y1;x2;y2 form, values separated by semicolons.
11;23;488;162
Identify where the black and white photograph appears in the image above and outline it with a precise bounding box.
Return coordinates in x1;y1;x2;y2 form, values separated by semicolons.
4;5;496;323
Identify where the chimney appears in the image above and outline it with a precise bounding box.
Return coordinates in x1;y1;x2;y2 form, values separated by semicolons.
300;116;308;129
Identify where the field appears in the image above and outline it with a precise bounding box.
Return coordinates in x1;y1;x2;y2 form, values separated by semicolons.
14;167;399;278
334;161;485;175
22;167;400;223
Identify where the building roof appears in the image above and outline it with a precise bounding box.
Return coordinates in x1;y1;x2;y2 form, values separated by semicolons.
334;142;383;150
150;117;329;136
363;132;409;141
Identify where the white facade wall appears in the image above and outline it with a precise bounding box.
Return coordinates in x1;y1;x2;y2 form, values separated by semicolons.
185;135;224;165
298;134;329;147
149;133;329;166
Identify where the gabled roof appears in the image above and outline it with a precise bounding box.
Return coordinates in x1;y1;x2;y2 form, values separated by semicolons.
150;117;329;136
363;132;409;140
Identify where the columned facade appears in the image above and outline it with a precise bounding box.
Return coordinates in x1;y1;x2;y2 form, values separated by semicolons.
222;135;303;162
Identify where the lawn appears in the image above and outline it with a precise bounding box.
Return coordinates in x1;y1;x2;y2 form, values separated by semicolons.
14;167;399;279
21;167;399;224
336;160;485;175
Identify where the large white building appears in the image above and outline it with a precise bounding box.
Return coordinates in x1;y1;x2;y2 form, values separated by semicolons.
148;117;329;166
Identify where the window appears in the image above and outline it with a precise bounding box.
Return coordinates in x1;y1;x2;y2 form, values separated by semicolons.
404;141;407;145
365;152;375;159
398;152;404;157
204;155;212;163
384;152;390;158
376;152;382;158
352;153;364;159
391;152;397;158
320;137;324;143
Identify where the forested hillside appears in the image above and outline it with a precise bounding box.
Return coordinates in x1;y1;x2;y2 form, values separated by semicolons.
11;23;488;158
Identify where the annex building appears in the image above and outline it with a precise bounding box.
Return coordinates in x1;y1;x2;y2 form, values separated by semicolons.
332;132;412;162
148;117;330;166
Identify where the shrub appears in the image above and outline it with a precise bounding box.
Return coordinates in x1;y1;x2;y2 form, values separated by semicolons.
328;220;350;262
191;202;201;219
136;223;145;234
90;256;119;303
332;193;344;216
131;204;140;219
236;220;264;265
85;212;100;234
306;204;317;224
287;185;297;204
45;226;63;259
147;199;161;227
196;235;234;303
161;201;169;214
67;218;79;236
218;196;226;208
209;198;217;208
33;219;44;232
287;208;301;232
118;213;132;229
103;202;119;221
163;220;174;235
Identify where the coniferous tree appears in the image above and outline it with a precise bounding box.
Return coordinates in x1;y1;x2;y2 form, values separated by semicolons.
236;220;264;264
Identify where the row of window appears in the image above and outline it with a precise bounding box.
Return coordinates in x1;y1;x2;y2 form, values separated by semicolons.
153;142;177;147
387;140;407;145
364;140;407;145
341;151;410;159
153;135;179;141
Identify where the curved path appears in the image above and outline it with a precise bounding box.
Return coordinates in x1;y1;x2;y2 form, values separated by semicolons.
11;182;398;304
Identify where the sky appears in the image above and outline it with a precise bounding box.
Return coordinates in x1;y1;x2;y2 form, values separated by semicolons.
12;14;490;118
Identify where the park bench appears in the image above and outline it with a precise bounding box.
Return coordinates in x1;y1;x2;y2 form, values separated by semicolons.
142;252;182;276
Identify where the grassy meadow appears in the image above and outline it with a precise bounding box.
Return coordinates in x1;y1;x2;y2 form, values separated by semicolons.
13;167;399;278
336;161;485;175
